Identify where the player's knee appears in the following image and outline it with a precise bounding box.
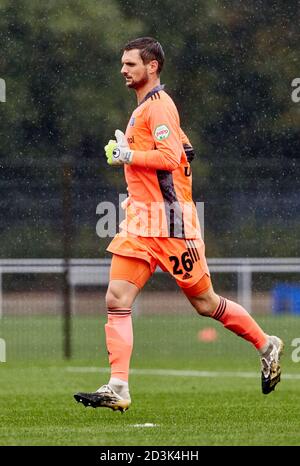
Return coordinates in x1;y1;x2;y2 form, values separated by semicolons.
106;288;124;309
105;284;132;309
190;290;220;317
194;300;214;317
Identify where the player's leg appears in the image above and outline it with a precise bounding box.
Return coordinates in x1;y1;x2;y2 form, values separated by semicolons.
184;278;284;394
74;254;152;411
104;255;152;396
185;280;269;347
156;236;283;395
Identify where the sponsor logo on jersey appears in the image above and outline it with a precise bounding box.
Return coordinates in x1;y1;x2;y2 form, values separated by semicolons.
154;124;170;141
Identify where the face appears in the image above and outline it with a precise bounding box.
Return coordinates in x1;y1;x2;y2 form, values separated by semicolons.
121;49;156;89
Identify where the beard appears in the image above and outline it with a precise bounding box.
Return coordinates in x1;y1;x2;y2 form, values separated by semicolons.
126;71;149;89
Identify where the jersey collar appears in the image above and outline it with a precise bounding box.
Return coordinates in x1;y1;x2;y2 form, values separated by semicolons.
138;84;165;106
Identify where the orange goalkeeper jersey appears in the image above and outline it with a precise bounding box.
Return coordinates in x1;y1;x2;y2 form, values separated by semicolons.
119;85;201;239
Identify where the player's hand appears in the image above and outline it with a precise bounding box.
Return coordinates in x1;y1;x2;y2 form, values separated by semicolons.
104;130;133;166
104;139;120;165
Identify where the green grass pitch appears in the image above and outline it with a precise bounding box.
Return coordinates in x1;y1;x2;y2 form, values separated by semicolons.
0;314;300;445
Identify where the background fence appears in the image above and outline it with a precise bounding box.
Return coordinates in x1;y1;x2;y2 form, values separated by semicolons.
0;257;299;362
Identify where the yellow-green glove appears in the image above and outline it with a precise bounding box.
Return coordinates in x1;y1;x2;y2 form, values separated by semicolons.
104;130;133;166
104;139;119;165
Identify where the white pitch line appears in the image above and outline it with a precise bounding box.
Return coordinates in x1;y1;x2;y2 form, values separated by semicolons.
66;366;300;380
132;423;158;428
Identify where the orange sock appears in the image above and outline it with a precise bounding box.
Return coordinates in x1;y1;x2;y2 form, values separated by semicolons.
211;297;268;350
105;308;133;382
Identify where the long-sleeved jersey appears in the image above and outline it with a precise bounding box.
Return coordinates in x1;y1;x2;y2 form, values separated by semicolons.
119;84;201;239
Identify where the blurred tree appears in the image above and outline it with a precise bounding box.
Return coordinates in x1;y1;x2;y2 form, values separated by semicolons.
0;0;142;257
0;0;299;257
0;0;142;159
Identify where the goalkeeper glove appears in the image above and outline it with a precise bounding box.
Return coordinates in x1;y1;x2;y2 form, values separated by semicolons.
104;130;133;166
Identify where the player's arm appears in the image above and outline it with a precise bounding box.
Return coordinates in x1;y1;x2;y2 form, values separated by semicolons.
131;100;182;171
180;128;196;164
104;101;183;170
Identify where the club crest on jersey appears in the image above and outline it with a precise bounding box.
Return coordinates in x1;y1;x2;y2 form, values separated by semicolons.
154;124;170;141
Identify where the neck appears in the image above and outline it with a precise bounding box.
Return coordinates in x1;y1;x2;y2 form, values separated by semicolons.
135;77;161;105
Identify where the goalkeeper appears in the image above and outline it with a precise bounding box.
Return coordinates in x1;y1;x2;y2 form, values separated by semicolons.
74;37;283;412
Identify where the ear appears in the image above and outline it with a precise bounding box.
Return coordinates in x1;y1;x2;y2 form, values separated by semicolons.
148;60;159;75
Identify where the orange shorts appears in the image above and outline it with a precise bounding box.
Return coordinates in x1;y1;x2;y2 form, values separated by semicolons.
107;232;211;297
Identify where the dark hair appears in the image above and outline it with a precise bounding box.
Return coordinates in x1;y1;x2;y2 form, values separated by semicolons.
123;37;165;74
